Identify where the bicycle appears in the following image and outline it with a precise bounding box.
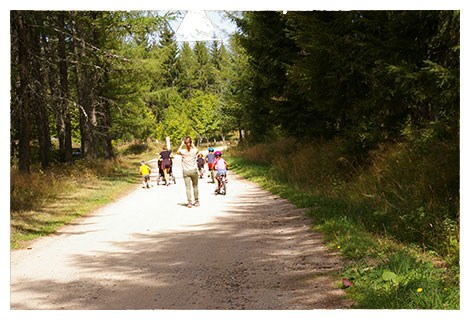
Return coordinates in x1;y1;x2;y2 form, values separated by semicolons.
215;173;227;195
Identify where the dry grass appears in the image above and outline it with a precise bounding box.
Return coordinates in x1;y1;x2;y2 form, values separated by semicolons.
10;143;160;249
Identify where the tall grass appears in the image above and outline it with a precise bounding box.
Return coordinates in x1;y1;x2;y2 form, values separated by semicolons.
226;134;459;309
10;141;160;249
228;135;459;261
11;158;125;211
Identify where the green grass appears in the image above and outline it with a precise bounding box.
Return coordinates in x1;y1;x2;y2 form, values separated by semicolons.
10;179;133;249
226;154;459;309
10;146;159;250
341;252;459;309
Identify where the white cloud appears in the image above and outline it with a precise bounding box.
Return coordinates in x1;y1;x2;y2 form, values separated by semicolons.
175;11;221;42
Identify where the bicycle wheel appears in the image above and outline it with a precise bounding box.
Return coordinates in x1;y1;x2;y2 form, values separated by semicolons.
222;180;226;195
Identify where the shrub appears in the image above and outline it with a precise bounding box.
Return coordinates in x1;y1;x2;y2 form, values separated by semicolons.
119;140;161;155
10;168;60;212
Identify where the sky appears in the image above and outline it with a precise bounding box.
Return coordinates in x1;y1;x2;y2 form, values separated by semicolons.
168;10;238;45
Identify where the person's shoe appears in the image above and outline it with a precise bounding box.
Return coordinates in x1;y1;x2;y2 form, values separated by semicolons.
187;202;192;208
194;201;200;207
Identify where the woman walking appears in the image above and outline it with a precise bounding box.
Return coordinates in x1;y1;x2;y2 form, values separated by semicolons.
176;136;200;208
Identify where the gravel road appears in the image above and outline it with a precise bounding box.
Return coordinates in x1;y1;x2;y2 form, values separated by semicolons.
10;151;350;310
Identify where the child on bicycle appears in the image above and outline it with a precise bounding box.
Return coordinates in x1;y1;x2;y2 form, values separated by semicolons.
139;160;151;188
205;147;216;179
213;151;228;191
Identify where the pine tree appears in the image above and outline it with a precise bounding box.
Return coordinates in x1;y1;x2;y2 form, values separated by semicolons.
192;41;213;92
158;23;181;88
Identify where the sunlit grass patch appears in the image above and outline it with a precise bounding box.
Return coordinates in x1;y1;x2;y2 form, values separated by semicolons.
342;252;459;309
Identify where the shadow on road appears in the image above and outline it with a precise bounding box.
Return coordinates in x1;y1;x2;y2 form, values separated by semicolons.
11;181;349;310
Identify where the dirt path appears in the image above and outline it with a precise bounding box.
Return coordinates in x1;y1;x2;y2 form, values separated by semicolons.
10;153;350;310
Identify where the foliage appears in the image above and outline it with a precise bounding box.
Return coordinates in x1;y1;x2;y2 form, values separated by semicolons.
144;20;233;145
186;90;220;142
11;10;233;170
161;95;196;145
219;36;250;138
231;11;459;152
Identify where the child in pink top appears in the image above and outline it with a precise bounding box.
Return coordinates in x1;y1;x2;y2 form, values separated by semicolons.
214;151;228;177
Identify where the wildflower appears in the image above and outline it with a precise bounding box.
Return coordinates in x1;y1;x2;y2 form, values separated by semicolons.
337;245;341;249
444;288;448;291
342;278;352;288
417;288;423;293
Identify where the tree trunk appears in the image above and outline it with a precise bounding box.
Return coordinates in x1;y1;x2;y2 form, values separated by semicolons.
89;14;100;159
99;71;114;159
101;100;115;159
41;20;65;161
72;14;93;158
15;11;31;174
10;12;20;162
31;12;51;170
89;72;99;159
57;13;73;163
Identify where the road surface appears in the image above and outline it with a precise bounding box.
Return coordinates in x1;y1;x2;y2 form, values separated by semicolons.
10;150;350;310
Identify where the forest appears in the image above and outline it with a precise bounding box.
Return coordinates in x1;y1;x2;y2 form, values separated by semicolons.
227;11;459;261
10;11;459;168
11;9;459;260
10;10;460;308
10;11;235;173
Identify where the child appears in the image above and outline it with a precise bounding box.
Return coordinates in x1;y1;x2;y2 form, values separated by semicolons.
139;160;151;188
213;151;228;191
197;153;205;178
205;147;216;181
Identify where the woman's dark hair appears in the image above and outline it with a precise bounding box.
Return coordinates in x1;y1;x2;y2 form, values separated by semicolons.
184;136;192;150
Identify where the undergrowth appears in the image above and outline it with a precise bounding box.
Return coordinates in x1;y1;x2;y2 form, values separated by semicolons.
229;134;459;261
226;133;459;309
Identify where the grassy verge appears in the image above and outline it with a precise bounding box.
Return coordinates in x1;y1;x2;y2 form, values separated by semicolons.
227;155;459;309
10;143;160;249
